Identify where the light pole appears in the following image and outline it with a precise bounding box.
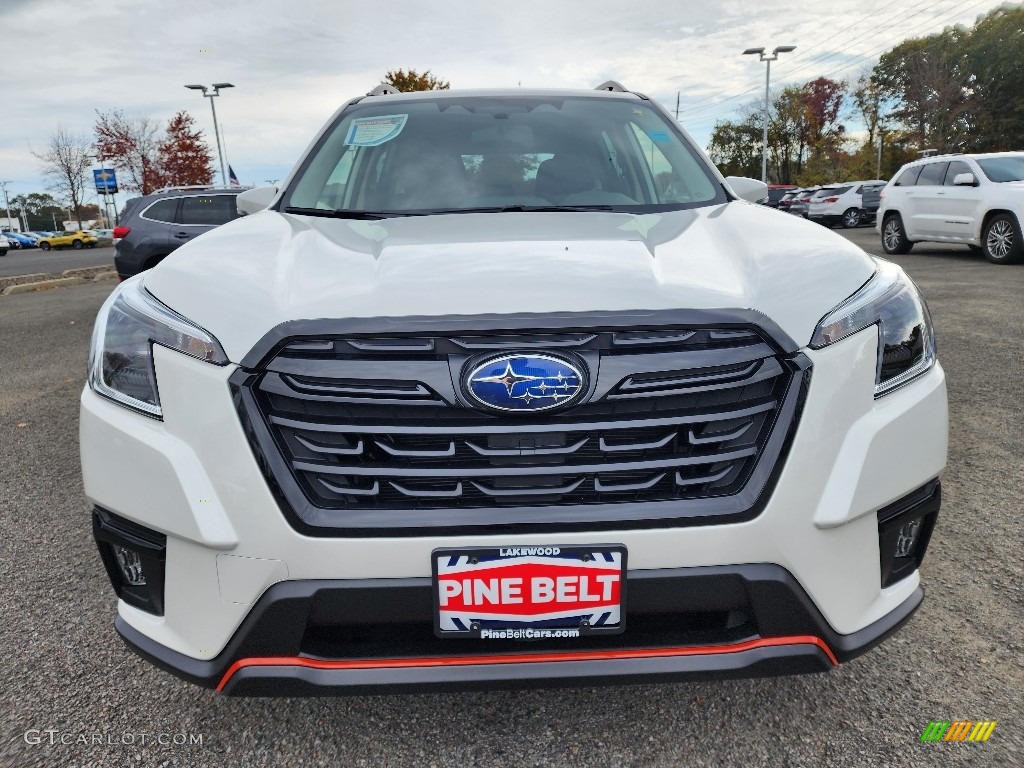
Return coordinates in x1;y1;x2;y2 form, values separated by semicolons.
742;45;796;184
185;83;234;187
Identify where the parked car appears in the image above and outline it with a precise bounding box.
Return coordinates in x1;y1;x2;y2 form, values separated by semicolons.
878;152;1024;264
0;234;9;256
3;231;38;248
776;189;805;212
786;187;820;218
88;228;114;247
82;81;946;695
112;187;244;279
858;182;888;226
36;230;98;250
807;180;887;228
757;184;797;208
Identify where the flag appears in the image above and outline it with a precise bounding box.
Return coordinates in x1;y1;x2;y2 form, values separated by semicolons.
228;165;241;188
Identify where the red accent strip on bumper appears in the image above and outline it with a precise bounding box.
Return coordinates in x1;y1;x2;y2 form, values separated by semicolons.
216;635;838;692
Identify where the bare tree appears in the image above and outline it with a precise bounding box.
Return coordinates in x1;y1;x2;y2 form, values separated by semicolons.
33;124;92;230
95;110;164;193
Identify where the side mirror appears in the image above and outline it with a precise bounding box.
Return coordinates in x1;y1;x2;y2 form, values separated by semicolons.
725;176;769;203
236;186;279;216
953;172;978;187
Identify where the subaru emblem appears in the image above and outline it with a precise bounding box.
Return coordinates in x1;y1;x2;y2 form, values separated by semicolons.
463;353;587;413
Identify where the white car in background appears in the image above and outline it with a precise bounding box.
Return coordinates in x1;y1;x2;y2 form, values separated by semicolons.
808;180;887;228
0;234;9;256
877;152;1024;264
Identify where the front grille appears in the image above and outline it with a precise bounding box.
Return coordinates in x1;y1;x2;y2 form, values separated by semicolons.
232;313;809;535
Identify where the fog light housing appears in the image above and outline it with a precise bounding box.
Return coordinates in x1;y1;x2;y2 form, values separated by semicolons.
113;545;147;586
92;508;167;615
877;481;940;588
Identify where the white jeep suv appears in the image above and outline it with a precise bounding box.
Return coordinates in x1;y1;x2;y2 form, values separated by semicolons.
81;82;947;695
877;152;1024;264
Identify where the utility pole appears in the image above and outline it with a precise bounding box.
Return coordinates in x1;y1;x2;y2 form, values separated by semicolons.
0;181;13;232
675;92;680;120
876;130;884;179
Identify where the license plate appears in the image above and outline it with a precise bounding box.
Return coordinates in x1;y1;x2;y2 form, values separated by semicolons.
432;545;626;639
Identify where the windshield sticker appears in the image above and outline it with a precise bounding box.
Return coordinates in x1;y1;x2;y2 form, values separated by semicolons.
647;130;670;143
345;115;408;147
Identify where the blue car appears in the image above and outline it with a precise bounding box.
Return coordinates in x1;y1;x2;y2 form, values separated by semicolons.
2;232;37;249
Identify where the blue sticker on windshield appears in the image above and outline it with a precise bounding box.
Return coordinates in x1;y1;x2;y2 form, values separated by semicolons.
647;130;670;143
345;115;408;147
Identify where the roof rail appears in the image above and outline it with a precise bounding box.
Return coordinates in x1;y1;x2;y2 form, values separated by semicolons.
151;184;220;194
367;83;401;97
595;80;628;92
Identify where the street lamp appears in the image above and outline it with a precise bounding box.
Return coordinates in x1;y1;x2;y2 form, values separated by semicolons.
742;45;796;184
185;83;234;187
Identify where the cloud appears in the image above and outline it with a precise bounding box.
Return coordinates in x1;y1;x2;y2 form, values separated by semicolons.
0;0;1005;198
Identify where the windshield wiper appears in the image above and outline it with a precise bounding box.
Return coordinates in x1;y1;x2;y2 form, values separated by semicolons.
283;207;392;220
390;204;619;215
284;204;619;219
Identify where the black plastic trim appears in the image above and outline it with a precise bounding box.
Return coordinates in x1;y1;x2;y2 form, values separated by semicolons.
93;507;167;615
221;646;834;696
229;309;809;538
240;309;800;370
113;562;924;694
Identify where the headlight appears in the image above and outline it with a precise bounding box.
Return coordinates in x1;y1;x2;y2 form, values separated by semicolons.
88;279;228;417
810;259;936;397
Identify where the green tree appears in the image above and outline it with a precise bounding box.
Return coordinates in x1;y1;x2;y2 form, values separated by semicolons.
873;29;972;152
707;120;762;178
384;69;450;92
961;5;1024;150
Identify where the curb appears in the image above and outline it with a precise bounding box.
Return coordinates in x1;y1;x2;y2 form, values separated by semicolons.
2;276;88;296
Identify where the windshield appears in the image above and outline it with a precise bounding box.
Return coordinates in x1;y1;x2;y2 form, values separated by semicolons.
976;155;1024;183
282;95;725;216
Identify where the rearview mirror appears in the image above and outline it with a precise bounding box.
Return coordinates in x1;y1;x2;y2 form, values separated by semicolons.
725;176;769;203
953;173;978;187
237;186;279;215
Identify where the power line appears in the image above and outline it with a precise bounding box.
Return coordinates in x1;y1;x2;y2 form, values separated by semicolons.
681;0;993;129
680;0;943;116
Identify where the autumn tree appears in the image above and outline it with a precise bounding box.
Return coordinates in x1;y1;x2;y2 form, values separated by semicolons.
158;112;215;187
384;69;450;92
32;125;92;230
96;109;214;193
95;110;163;193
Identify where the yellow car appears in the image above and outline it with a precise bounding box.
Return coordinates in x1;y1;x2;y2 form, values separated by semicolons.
37;231;99;250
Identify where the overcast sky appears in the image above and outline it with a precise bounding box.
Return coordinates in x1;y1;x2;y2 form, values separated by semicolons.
0;0;1008;207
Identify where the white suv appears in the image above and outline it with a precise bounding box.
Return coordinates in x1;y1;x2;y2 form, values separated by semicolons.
80;83;947;695
808;180;887;229
877;152;1024;264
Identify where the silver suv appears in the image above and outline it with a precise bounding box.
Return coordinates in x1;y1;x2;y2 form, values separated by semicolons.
877;152;1024;264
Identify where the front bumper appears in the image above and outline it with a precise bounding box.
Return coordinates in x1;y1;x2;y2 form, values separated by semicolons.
80;325;948;692
114;563;924;696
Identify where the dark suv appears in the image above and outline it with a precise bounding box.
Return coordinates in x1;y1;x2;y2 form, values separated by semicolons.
113;186;243;279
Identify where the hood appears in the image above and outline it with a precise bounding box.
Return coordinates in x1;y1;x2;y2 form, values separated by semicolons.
143;203;875;363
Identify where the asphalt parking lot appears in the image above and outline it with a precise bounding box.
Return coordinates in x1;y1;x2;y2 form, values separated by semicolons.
0;225;1021;767
0;245;114;279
